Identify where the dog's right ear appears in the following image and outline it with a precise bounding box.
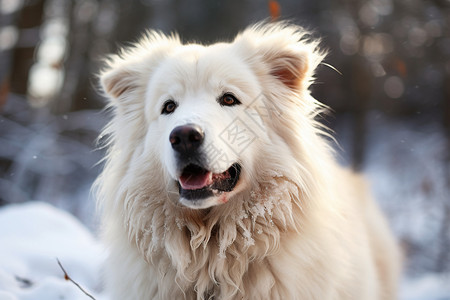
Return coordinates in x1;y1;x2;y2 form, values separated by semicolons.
100;61;139;100
99;31;180;103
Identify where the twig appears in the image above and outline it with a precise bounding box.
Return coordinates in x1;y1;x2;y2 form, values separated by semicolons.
56;258;96;300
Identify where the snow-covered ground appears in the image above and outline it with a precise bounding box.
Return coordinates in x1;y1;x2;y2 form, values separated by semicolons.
0;202;449;300
0;202;106;300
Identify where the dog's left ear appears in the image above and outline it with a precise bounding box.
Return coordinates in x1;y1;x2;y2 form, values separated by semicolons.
235;23;325;91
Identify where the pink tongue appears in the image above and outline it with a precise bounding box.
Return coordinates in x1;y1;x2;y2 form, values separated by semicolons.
179;172;212;190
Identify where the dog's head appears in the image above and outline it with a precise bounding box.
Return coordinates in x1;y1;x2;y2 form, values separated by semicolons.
100;23;324;209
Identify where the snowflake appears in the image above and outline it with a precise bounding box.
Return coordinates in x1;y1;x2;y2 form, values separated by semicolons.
175;217;185;230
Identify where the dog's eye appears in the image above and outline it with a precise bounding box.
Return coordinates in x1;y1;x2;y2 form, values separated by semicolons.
219;93;241;106
161;100;177;115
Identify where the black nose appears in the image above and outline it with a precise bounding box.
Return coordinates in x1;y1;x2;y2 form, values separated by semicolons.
169;124;204;154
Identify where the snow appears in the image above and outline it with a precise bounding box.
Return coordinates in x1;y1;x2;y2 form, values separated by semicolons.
0;201;448;299
401;274;450;300
0;202;106;300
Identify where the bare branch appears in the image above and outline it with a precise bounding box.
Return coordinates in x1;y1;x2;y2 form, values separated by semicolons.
56;258;96;300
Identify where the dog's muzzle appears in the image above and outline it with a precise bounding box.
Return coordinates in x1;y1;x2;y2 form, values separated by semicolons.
169;123;241;203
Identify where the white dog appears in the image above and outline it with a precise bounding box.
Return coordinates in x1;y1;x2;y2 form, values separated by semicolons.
96;22;401;300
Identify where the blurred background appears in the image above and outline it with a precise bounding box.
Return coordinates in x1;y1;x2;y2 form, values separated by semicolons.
0;0;449;283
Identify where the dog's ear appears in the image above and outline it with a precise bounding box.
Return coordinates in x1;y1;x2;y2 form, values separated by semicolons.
99;31;180;102
264;47;309;90
100;63;138;99
235;23;325;91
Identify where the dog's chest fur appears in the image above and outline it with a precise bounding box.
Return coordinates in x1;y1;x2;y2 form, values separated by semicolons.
126;178;304;299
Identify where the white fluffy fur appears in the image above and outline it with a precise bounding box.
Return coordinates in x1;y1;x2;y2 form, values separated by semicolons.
96;22;401;299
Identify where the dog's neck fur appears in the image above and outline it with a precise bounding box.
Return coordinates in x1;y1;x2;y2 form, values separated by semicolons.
122;175;307;299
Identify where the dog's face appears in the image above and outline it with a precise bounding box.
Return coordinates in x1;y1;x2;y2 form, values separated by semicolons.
145;44;270;208
100;24;323;209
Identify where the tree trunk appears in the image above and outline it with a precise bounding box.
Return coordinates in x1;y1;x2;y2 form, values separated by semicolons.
10;0;45;95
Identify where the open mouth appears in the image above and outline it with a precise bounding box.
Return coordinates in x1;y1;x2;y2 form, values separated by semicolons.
177;163;241;200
